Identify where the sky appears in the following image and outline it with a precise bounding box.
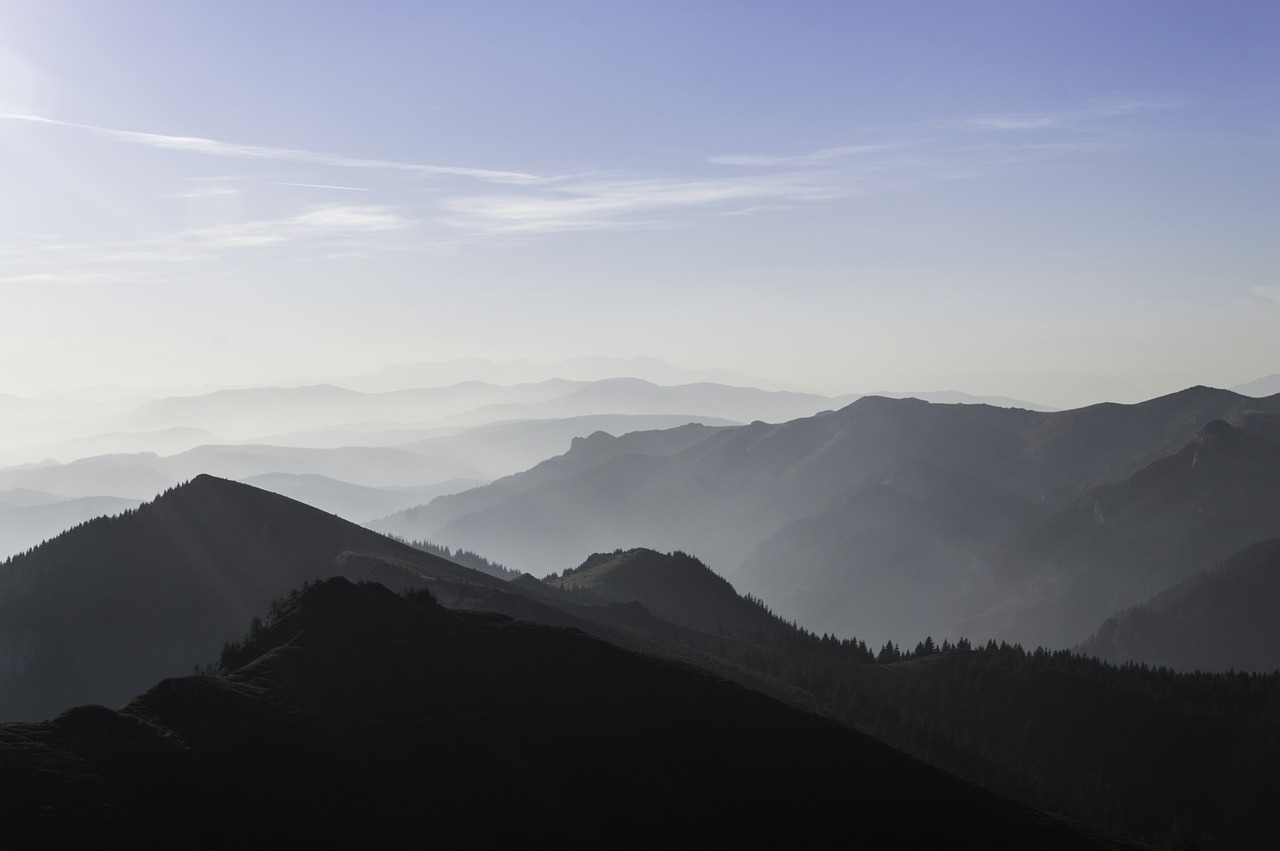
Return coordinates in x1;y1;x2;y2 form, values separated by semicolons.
0;0;1277;408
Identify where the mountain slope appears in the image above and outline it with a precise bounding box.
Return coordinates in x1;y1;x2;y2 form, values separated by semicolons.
0;577;1141;850
530;548;1280;849
387;387;1280;645
372;422;724;539
547;547;783;635
1080;536;1280;672
975;417;1280;647
0;475;502;721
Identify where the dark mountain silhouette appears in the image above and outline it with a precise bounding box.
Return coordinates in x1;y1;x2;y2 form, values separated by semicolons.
547;547;782;635
0;476;1268;848
529;548;1280;849
0;577;1143;850
1080;536;1280;672
0;475;508;721
382;386;1280;647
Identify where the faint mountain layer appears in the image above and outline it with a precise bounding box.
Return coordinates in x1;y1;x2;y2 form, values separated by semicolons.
0;444;483;498
0;496;143;560
238;473;479;523
1233;373;1280;397
323;353;811;393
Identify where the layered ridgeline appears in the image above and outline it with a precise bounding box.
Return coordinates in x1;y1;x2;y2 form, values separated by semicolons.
0;578;1136;850
0;475;513;721
2;478;1275;847
374;387;1280;650
534;549;1280;850
1079;535;1280;672
0;375;826;559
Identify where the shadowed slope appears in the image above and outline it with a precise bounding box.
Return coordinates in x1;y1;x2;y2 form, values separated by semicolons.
548;547;784;635
0;578;1143;850
0;475;500;721
1081;536;1280;672
978;418;1280;646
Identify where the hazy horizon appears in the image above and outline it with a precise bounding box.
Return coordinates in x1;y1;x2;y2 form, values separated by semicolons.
2;2;1277;408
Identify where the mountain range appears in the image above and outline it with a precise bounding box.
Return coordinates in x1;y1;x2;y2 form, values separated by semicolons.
376;386;1280;650
2;477;1275;847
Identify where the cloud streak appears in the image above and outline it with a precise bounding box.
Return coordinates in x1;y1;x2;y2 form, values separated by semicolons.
0;113;546;185
710;97;1183;177
442;173;836;234
961;98;1183;132
0;204;415;284
0;96;1192;247
710;143;903;168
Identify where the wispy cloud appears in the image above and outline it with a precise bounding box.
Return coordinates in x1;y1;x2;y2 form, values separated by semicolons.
710;143;903;167
167;204;408;249
0;204;415;284
443;173;835;234
959;97;1183;132
699;96;1185;212
0;96;1193;249
177;186;242;199
0;112;546;185
268;181;369;191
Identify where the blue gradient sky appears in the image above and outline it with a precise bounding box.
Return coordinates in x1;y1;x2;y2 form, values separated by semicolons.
1;1;1276;406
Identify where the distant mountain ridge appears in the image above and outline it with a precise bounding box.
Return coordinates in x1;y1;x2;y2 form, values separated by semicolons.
382;386;1280;651
973;415;1280;646
1233;373;1280;397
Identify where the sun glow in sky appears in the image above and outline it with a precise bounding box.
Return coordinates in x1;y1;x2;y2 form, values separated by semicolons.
1;1;1277;406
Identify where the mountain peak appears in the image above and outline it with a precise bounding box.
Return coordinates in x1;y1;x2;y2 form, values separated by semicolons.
1196;418;1238;445
0;475;499;720
551;548;780;634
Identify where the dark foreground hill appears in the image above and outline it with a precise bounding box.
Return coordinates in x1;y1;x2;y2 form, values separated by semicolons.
0;577;1140;850
0;475;507;721
0;479;1267;847
505;548;1280;850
